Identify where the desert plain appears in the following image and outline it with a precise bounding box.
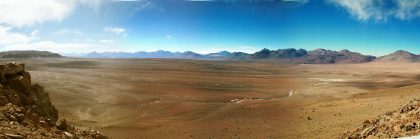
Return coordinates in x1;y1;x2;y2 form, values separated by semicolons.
4;58;420;138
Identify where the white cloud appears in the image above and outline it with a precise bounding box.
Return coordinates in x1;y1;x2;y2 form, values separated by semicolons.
0;0;133;27
329;0;420;21
99;39;115;43
78;0;102;12
54;29;84;36
165;35;173;39
31;30;39;37
104;27;126;35
1;40;122;53
0;0;75;27
328;0;386;21
0;25;32;45
395;0;420;20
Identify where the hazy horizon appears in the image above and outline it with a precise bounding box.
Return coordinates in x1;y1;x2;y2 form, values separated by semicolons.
2;0;420;56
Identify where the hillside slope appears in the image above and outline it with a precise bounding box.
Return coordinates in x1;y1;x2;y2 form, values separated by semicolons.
0;62;105;138
344;99;420;138
376;50;419;62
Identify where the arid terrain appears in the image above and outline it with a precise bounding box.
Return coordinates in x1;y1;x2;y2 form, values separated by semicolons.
5;58;420;138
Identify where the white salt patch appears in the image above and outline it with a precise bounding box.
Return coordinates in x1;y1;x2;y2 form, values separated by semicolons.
309;78;346;82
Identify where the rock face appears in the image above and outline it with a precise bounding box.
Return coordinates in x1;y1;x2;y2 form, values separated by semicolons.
344;99;420;138
0;62;106;139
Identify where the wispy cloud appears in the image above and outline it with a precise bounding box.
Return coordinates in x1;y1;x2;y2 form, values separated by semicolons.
394;0;420;20
99;39;115;43
329;0;420;21
165;35;173;39
104;27;126;35
0;25;32;45
54;29;84;36
186;0;309;3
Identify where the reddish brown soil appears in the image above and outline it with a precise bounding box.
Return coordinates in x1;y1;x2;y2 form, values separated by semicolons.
6;58;420;138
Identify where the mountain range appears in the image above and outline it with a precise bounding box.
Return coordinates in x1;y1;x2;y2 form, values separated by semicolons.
83;48;378;64
2;49;419;64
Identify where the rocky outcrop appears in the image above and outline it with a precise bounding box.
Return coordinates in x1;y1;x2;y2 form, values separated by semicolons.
344;99;420;138
0;62;106;139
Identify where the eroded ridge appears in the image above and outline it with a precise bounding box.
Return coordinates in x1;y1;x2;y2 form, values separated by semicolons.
344;99;420;139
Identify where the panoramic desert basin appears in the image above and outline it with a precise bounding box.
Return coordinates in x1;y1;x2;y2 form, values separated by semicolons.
4;58;420;138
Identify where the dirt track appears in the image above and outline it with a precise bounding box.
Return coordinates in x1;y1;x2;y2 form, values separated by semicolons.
5;58;420;138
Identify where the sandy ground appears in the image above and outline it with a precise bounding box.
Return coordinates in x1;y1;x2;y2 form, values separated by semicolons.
3;58;420;138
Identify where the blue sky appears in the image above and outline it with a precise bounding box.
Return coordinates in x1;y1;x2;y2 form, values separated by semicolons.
2;0;420;56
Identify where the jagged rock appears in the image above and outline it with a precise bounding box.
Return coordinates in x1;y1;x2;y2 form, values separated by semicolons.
4;63;24;76
56;119;68;131
4;133;24;139
2;91;21;106
16;114;24;122
64;131;74;138
21;71;30;84
7;76;31;95
344;99;420;138
30;84;58;122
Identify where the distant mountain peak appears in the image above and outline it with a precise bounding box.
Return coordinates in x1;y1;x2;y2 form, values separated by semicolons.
340;49;350;53
391;50;414;55
376;50;418;62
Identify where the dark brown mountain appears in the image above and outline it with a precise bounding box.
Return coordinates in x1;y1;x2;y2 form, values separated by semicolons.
251;48;307;59
303;49;376;64
249;48;376;64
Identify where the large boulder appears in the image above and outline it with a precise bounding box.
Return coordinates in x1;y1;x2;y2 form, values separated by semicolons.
4;62;24;76
7;76;31;95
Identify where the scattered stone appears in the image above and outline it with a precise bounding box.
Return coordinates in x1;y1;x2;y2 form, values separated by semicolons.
63;131;73;138
56;119;68;131
4;133;24;139
344;99;420;138
16;114;24;122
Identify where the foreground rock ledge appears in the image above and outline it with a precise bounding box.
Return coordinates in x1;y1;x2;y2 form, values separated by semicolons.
344;99;420;139
0;62;106;139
